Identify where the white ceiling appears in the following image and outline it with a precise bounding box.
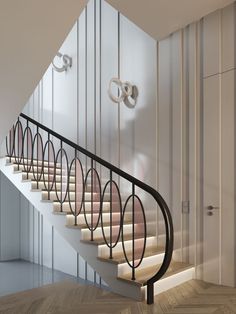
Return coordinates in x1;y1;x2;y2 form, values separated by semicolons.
0;0;88;145
106;0;234;39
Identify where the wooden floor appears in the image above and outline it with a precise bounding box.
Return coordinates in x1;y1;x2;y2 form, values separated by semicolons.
0;279;236;313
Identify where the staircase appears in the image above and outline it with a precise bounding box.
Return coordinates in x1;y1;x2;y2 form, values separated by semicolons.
0;113;195;304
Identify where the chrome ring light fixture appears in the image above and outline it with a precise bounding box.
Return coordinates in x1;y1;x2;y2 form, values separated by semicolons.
52;52;72;73
108;78;138;108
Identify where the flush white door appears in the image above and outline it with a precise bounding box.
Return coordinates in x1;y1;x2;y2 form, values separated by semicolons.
203;69;235;286
203;75;221;284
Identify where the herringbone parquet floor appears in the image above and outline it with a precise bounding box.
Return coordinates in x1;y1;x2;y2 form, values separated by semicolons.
0;279;235;313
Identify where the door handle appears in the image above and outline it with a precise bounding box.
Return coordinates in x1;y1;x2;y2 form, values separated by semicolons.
207;205;219;210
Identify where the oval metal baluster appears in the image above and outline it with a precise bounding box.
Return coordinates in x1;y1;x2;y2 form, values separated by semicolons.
101;179;122;255
60;141;63;212
14;119;23;170
32;129;43;189
68;154;84;225
36;126;39;188
132;183;135;280
84;167;101;235
22;122;33;178
14;113;174;305
42;135;56;200
75;149;77;226
110;171;113;259
26;121;29;177
91;159;94;241
122;193;147;281
6;126;14;163
55;144;69;213
48;133;50;199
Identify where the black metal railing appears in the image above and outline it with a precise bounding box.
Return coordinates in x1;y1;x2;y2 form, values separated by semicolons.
6;113;174;304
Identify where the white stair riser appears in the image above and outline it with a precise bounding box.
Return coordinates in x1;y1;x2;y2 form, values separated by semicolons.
7;158;61;168
118;252;165;277
98;236;157;257
53;202;111;213
66;212;129;226
81;224;142;240
41;190;112;202
14;165;70;175
43;191;105;201
22;173;76;182
144;267;195;298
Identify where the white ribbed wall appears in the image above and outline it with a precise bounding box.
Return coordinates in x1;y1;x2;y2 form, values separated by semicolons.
1;0;236;289
0;172;101;284
158;2;236;286
15;0;156;283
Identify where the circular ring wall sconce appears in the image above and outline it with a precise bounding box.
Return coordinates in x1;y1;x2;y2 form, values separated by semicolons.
108;78;138;108
52;52;72;72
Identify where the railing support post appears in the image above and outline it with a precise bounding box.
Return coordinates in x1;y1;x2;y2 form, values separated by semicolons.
147;283;154;305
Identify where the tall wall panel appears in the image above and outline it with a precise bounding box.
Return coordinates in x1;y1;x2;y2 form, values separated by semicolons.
5;0;156;286
4;0;236;290
158;2;236;286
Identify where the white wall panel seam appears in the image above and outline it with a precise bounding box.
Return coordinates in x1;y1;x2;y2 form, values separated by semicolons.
33;207;35;263
38;211;40;264
77;252;79;277
170;34;173;215
194;22;198;274
118;12;121;175
52;225;54;270
234;1;236;287
41;214;43;265
41;80;43;125
156;40;159;239
18;192;21;257
98;0;102;172
185;26;190;263
94;0;97;155
85;6;88;170
38;85;40;123
52;69;54;132
77;19;79;145
219;9;222;285
0;172;2;260
180;29;184;261
199;18;204;280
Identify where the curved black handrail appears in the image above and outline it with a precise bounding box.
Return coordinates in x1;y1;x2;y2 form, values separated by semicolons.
9;113;174;305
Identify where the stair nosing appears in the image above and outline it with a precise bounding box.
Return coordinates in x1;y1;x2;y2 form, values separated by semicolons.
117;263;194;287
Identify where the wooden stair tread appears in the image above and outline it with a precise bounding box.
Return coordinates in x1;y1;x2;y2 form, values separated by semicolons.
117;261;193;287
98;245;164;265
80;233;151;246
6;158;61;168
66;220;130;230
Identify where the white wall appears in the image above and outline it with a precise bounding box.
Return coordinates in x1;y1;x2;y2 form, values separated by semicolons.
0;0;87;145
22;0;157;232
0;172;103;285
158;2;236;286
5;0;236;290
15;0;156;283
0;172;20;260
